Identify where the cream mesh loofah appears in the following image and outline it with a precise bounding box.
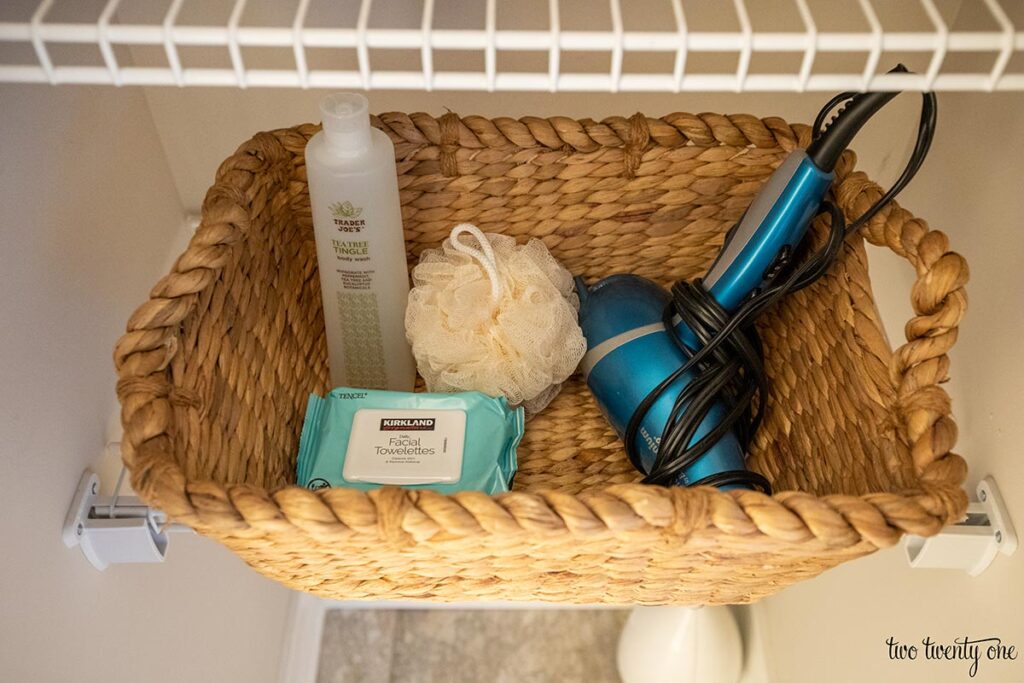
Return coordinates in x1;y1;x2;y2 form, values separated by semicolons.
405;224;586;416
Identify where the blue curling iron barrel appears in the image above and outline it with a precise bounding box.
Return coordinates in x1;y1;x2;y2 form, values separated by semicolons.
576;79;910;491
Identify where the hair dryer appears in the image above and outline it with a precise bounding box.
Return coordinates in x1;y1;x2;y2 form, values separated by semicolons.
577;67;931;491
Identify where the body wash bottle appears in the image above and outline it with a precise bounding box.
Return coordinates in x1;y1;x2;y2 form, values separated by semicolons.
305;93;415;391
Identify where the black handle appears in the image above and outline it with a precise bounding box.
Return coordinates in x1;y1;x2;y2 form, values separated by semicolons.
805;64;908;173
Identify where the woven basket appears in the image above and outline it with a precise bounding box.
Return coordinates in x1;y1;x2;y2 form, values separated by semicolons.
115;110;968;605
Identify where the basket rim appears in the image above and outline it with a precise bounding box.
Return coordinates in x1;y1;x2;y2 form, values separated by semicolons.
113;111;969;555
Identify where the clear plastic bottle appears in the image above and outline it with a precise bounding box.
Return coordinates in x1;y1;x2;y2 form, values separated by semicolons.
305;93;415;391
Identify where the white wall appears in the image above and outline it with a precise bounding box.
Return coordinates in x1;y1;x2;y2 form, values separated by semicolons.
0;84;291;683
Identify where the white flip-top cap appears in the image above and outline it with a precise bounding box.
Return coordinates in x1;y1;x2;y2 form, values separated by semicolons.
320;93;371;152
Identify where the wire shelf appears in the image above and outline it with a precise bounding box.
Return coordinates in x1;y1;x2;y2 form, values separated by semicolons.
1;0;1023;91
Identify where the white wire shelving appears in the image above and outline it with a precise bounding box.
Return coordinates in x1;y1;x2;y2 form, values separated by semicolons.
1;0;1023;92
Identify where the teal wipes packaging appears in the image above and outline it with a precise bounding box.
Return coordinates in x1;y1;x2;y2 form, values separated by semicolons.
297;387;524;494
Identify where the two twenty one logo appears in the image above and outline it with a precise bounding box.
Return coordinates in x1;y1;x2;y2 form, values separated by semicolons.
379;418;436;431
330;201;367;232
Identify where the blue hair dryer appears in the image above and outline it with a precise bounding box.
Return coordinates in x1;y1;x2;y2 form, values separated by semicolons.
577;84;906;490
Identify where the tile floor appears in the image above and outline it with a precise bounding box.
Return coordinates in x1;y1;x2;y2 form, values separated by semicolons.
317;608;629;683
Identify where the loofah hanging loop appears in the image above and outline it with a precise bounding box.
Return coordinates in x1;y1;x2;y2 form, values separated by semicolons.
405;223;586;416
448;223;503;305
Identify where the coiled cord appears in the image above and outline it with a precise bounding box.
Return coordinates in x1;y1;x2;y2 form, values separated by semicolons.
625;88;938;492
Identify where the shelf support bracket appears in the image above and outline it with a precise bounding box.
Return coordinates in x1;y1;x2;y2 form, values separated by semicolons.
62;467;183;570
905;475;1018;577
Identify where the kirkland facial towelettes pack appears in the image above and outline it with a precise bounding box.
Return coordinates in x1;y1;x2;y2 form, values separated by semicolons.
296;387;523;494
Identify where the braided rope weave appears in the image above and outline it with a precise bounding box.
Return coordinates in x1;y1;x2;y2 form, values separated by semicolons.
114;111;968;604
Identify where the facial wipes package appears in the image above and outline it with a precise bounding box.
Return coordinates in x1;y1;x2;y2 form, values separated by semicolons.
296;387;524;494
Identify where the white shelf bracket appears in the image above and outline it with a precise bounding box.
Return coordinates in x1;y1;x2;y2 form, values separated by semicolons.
905;475;1018;577
62;460;191;571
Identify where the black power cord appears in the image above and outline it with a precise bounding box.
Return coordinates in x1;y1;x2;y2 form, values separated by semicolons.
624;86;938;493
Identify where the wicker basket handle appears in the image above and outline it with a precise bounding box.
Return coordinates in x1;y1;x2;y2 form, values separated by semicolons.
834;170;969;505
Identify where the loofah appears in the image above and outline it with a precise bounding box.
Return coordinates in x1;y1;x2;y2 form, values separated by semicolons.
405;223;586;416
